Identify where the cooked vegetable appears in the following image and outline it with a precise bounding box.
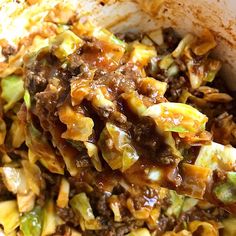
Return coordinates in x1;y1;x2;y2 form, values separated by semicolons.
203;59;221;82
130;42;157;66
188;221;218;236
24;90;31;109
0;117;6;145
22;160;43;196
192;29;217;56
126;228;151;236
84;142;102;172
8;117;25;148
222;217;236;236
57;178;70;208
180;163;211;199
70;193;95;221
91;88;115;112
0;200;20;234
195;142;236;171
93;28;127;48
99;123;139;172
182;198;198;212
17;191;35;213
139;77;167;97
166;190;184;217
108;195;122;222
1;167;28;194
122;91;147;116
1;75;24;111
148;29;164;45
142;102;208;134
172;34;196;58
159;54;174;70
0;5;235;235
41;200;57;236
58;104;94;142
25;123;64;174
50;30;84;59
20;206;42;236
213;172;236;204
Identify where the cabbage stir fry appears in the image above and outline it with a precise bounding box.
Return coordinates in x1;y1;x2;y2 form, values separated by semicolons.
0;2;236;236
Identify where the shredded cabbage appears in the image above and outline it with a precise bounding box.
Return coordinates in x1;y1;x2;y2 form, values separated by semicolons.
172;34;196;58
1;167;28;194
166;190;185;217
122;91;147;116
20;206;42;236
41;200;57;236
1;75;24;112
125;228;151;236
130;42;157;66
84;142;102;172
99;123;139;172
25;123;64;174
50;30;83;59
142;102;208;135
213;172;236;204
195;142;236;171
70;193;95;221
222;217;236;236
0;200;20;234
17;191;35;213
58;104;94;142
57;177;70;208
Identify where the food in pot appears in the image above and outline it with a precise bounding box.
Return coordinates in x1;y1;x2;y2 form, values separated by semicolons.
0;1;235;236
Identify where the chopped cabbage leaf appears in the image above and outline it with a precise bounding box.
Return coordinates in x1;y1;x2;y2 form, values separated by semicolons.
98;123;139;172
166;190;184;217
203;59;221;82
108;196;122;222
148;29;164;45
70;193;95;221
162;230;191;236
9;117;25;148
17;191;35;213
93;28;126;48
25;123;64;174
189;220;218;236
91;88;115;112
180;163;211;199
1;75;24;112
84;142;102;172
22;160;43;196
159;54;174;70
130;42;157;66
0;117;6;145
182;198;198;212
213;172;236;204
142;102;208;135
222;217;236;236
0;200;20;234
41;200;57;236
57;178;70;208
195;142;236;171
122;91;147;116
192;29;217;56
58;104;94;142
139;77;167;97
50;30;84;59
1;167;28;194
172;34;196;58
20;206;42;236
24;90;31;109
125;228;151;236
